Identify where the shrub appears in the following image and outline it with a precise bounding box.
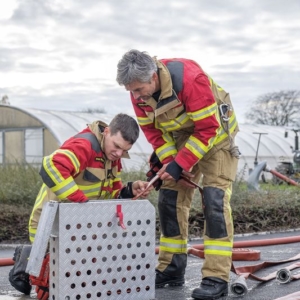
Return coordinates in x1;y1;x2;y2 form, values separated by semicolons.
0;164;299;243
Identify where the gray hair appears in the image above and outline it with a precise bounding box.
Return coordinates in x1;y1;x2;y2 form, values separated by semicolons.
116;49;158;86
109;113;139;144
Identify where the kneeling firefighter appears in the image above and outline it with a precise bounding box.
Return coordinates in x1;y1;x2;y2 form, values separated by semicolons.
8;115;151;299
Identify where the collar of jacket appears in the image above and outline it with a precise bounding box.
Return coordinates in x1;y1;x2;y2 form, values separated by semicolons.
146;58;181;117
88;121;130;159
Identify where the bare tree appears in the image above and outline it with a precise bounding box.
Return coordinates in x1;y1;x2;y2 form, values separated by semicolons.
245;90;300;126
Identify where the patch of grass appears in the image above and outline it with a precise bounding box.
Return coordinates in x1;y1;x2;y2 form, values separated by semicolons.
0;164;299;243
0;162;42;206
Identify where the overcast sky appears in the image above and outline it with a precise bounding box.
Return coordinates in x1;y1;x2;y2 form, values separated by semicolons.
1;0;300;123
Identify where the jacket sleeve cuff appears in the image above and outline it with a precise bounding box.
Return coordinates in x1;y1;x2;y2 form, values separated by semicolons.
119;182;134;199
166;161;183;181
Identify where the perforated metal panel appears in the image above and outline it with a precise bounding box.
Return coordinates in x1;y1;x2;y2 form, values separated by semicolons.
26;200;59;276
49;200;156;300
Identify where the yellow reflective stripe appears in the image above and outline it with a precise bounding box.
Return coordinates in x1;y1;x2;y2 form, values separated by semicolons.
99;181;111;188
29;229;36;243
159;237;188;253
29;184;51;242
44;155;64;184
55;149;80;174
160;237;188;244
215;113;238;144
82;183;101;197
111;190;119;198
99;190;114;199
79;184;100;191
28;184;48;235
204;249;232;256
113;177;121;183
156;142;177;162
159;113;190;131
32;184;48;210
204;240;233;257
185;136;209;159
51;176;78;199
205;240;233;247
208;76;224;91
161;131;174;143
226;187;232;199
78;184;101;198
78;180;119;199
137;116;153;126
160;246;187;253
188;103;218;122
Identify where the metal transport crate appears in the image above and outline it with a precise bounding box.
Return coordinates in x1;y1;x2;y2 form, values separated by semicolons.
27;200;156;300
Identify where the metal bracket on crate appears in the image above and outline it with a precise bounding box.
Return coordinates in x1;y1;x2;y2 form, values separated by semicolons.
116;204;126;230
26;200;59;277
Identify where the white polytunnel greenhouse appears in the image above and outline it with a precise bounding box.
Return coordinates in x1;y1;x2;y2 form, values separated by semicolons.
0;105;296;179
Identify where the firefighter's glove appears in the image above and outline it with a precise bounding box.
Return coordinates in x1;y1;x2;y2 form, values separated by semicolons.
165;161;183;182
30;253;50;300
119;182;134;199
146;151;163;191
35;285;49;300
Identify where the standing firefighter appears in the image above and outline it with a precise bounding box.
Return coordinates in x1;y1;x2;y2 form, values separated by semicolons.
9;113;152;299
117;50;240;300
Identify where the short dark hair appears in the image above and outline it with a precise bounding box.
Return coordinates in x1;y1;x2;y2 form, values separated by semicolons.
109;113;139;144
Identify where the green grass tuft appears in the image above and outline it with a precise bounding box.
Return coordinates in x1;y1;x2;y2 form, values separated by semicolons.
0;164;299;244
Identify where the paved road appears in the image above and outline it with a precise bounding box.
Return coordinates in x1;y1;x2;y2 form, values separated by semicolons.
1;229;300;300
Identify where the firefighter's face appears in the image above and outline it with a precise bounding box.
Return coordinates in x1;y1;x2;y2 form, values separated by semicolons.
125;72;159;101
103;128;132;161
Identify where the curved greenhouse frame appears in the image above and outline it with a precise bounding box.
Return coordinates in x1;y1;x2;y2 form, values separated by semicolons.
0;105;296;177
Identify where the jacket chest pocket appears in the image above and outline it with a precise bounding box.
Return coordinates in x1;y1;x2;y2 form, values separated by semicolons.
166;104;185;120
156;104;185;122
83;169;105;182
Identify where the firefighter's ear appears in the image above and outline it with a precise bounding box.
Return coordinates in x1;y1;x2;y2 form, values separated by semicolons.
103;127;110;136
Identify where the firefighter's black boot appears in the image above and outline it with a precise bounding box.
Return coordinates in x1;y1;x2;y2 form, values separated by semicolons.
8;245;32;295
155;270;185;288
191;277;228;300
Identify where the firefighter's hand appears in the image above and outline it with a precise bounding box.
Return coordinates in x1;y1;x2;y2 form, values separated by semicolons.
158;161;183;181
157;163;172;180
146;151;163;190
132;180;153;198
158;163;196;187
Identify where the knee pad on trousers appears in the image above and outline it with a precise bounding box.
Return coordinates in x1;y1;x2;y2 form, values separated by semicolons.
9;245;32;295
162;254;187;276
203;187;227;239
158;189;180;236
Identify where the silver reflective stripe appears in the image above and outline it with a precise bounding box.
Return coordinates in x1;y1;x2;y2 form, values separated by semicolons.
55;180;77;197
45;156;62;183
205;245;232;251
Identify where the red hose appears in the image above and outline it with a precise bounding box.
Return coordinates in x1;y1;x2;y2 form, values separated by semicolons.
266;167;300;186
0;258;14;266
188;247;261;261
2;235;300;266
155;235;300;254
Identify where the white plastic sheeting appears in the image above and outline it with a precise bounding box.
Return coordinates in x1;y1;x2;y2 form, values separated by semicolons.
2;107;297;177
21;107;152;171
